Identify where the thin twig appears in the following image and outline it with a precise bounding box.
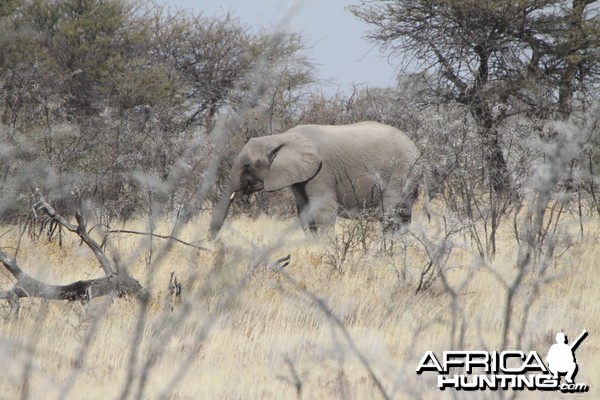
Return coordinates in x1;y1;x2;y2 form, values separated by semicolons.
107;229;208;251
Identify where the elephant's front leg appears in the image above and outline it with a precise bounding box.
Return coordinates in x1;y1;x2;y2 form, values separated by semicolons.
292;182;337;234
291;183;312;233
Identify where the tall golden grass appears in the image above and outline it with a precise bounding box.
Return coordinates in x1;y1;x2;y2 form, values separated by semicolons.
0;207;598;399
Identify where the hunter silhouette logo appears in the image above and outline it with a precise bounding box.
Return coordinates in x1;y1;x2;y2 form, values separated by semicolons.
547;330;588;384
416;329;590;392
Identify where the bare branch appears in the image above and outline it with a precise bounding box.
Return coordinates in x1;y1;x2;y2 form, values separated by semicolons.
32;195;114;275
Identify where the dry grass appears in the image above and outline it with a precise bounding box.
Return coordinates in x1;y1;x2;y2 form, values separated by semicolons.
0;207;598;400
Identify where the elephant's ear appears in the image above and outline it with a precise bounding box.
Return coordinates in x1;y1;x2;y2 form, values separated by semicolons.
264;132;322;191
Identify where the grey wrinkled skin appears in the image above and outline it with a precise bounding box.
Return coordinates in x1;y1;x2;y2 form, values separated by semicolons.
209;121;420;238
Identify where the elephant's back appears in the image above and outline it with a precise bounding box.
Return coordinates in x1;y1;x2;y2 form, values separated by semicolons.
292;121;419;162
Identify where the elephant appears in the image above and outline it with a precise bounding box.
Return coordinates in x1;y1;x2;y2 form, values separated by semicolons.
208;121;420;238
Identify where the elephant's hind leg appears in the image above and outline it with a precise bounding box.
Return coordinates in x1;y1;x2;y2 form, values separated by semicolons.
382;186;417;233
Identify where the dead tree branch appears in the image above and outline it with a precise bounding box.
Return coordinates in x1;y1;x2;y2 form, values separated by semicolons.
0;249;146;303
0;195;148;309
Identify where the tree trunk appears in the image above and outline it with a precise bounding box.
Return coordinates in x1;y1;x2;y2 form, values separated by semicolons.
557;0;589;120
484;128;512;195
471;101;512;195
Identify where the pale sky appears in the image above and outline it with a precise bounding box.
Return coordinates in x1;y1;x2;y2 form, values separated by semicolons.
158;0;399;93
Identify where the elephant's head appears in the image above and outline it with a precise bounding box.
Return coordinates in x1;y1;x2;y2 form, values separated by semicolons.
208;132;321;238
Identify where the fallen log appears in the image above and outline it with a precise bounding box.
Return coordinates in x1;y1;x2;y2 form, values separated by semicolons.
0;249;146;302
0;194;148;313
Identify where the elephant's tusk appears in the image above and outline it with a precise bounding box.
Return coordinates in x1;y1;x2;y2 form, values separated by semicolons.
230;192;237;201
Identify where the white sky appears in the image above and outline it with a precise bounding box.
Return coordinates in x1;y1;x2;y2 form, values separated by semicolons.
158;0;399;93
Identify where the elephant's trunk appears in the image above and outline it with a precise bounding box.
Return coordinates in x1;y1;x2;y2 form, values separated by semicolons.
208;170;242;239
209;187;233;239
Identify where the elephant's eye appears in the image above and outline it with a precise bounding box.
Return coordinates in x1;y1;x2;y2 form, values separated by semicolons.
243;163;252;172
